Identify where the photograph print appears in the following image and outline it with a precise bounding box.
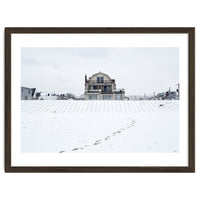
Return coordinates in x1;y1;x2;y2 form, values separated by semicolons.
21;47;179;154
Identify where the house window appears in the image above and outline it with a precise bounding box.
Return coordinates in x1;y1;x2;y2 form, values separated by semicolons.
115;95;122;100
89;94;97;100
103;95;111;100
90;85;98;90
103;85;111;92
97;76;104;83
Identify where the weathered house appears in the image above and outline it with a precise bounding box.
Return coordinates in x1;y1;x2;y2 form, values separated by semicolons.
155;91;179;100
38;92;60;100
84;72;125;100
21;87;37;100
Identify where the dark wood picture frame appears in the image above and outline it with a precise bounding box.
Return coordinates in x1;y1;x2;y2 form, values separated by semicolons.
5;27;195;173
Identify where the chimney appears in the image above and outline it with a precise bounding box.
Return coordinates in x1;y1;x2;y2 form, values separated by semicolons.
85;74;87;83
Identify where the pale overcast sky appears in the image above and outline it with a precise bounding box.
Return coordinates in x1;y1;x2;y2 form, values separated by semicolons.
21;47;179;96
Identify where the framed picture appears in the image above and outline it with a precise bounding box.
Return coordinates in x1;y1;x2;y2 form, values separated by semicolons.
5;27;195;172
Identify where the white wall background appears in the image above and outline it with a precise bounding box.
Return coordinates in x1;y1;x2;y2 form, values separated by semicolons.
0;0;199;200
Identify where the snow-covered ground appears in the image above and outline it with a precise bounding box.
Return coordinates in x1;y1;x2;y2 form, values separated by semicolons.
21;100;179;153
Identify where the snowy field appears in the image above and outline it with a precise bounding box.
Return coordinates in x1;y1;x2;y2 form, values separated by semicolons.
21;100;179;153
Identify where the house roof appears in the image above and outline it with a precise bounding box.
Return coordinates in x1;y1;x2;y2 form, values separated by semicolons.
89;72;112;80
21;86;36;90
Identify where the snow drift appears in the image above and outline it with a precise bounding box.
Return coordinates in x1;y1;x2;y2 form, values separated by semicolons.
21;100;179;153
